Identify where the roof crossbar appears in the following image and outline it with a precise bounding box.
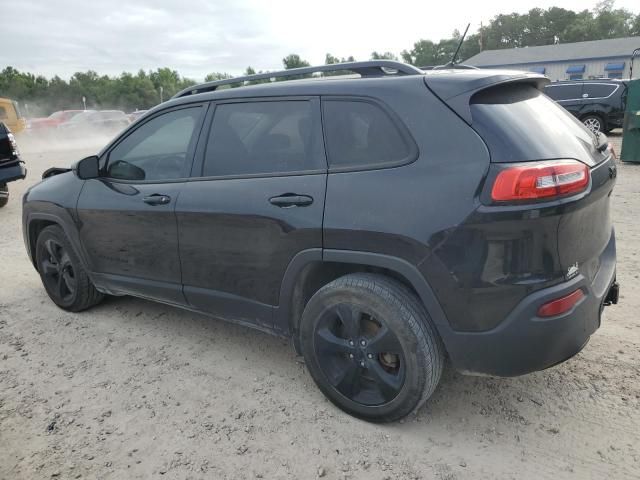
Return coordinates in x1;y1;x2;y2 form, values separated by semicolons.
172;60;423;99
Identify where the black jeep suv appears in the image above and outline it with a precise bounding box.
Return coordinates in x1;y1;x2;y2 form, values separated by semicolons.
544;79;628;133
22;61;619;422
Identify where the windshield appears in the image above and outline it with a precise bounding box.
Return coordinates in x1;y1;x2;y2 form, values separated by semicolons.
50;111;82;121
67;111;96;123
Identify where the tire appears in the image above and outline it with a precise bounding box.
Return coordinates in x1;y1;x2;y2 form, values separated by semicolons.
35;225;104;312
0;184;8;208
299;273;444;422
582;114;605;134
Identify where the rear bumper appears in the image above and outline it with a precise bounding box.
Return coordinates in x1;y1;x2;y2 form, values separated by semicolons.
442;230;617;377
0;161;27;187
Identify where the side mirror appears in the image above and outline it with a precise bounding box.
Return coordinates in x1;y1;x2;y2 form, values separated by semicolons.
74;155;100;180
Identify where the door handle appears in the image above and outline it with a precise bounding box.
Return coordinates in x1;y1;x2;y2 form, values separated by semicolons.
143;194;171;205
269;194;313;207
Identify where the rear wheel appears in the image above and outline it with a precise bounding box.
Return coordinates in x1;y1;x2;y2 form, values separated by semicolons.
0;184;8;208
300;273;444;422
582;114;605;134
36;225;104;311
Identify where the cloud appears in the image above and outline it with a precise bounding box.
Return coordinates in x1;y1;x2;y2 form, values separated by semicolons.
3;0;639;80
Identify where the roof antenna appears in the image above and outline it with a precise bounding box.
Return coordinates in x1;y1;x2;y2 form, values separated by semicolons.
443;23;471;68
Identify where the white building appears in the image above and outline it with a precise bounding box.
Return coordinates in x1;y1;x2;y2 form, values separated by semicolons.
465;36;640;81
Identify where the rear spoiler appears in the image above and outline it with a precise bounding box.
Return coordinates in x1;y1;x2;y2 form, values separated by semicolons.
424;69;549;124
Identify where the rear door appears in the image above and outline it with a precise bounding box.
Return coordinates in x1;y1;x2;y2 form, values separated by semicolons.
176;97;326;331
76;104;206;304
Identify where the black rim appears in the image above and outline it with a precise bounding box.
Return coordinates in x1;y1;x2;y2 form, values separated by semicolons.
40;239;77;302
314;303;406;406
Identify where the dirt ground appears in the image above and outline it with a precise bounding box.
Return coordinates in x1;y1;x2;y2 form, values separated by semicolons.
1;134;639;480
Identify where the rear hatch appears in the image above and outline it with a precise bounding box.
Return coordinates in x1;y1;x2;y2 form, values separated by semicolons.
426;71;615;287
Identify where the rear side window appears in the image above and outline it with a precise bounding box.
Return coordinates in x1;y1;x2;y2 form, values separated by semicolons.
544;84;581;101
203;100;323;177
584;84;617;99
322;100;412;169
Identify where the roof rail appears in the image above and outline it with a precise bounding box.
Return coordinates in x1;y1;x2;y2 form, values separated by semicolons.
172;60;423;99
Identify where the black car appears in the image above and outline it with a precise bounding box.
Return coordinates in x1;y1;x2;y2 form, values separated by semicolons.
21;61;619;422
0;122;26;208
544;79;627;133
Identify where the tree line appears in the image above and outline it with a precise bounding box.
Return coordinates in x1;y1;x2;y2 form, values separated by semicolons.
1;1;639;116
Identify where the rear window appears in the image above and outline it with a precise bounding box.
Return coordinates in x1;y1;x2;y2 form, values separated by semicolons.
584;84;617;99
471;84;596;163
322;100;413;169
544;84;581;101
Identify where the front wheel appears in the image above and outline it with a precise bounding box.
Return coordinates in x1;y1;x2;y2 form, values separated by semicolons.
300;273;444;422
0;184;8;208
36;225;104;311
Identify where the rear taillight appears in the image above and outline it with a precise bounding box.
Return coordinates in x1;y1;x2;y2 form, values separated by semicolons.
537;288;585;317
491;160;589;202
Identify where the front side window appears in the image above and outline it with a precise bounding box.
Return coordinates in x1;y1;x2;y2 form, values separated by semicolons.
203;100;322;177
106;106;202;181
322;100;412;169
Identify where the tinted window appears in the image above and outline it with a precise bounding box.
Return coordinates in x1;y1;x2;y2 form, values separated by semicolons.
584;84;617;98
203;101;322;177
323;100;411;168
471;84;596;163
107;107;202;181
0;106;7;120
544;84;581;101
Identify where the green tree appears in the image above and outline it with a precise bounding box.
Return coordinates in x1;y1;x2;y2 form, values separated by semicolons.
370;51;397;60
323;53;356;76
204;72;233;82
282;54;311;80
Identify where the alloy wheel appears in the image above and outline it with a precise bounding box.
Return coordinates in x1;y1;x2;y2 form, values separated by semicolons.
583;117;602;133
313;303;406;406
40;238;77;302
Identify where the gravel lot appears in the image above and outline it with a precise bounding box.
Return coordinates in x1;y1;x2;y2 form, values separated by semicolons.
1;134;639;480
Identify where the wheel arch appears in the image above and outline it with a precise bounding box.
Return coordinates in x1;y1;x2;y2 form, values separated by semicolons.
275;249;450;354
25;213;90;272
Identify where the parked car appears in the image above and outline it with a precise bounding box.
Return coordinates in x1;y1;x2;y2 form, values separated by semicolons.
22;61;619;422
57;110;130;136
28;110;84;131
127;110;148;123
0;97;27;134
544;79;628;133
0;122;26;208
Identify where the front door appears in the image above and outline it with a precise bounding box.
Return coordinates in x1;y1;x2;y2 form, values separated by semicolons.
76;104;206;304
176;98;327;331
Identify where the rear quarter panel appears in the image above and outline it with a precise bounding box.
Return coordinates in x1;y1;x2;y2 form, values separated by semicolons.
323;78;491;323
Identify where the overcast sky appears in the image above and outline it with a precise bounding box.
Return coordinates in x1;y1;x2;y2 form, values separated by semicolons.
4;0;639;81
